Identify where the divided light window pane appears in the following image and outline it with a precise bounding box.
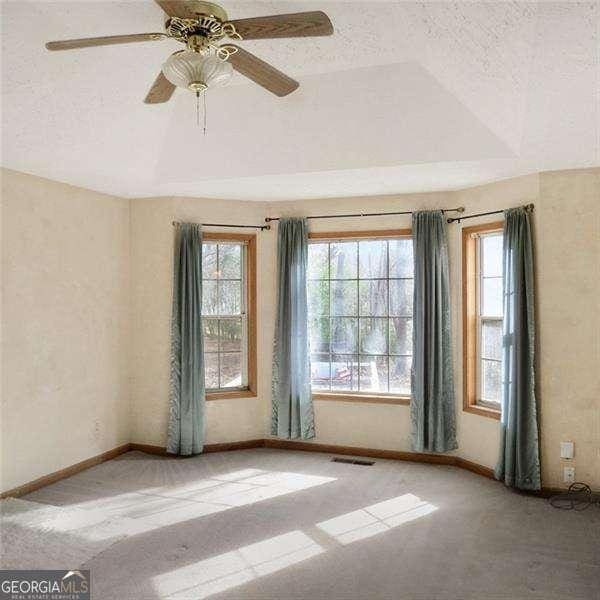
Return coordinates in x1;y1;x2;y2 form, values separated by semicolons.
332;281;358;315
481;321;502;361
482;279;503;317
331;242;357;279
201;242;246;391
308;238;413;396
481;359;501;402
481;233;503;317
331;317;357;354
479;232;503;405
482;234;503;277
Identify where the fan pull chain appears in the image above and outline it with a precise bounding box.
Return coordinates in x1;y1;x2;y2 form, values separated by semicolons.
195;90;207;134
196;91;200;128
203;89;207;135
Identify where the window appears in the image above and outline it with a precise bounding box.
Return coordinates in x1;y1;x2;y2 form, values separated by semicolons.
463;223;503;418
307;230;413;402
201;233;257;399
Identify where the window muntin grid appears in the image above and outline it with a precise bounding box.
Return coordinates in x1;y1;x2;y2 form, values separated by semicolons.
308;237;413;396
201;241;248;391
476;232;503;407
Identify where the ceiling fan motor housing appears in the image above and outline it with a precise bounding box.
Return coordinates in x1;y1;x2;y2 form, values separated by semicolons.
164;2;230;44
166;16;221;42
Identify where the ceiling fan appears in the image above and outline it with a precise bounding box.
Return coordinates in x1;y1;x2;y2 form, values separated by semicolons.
45;1;334;103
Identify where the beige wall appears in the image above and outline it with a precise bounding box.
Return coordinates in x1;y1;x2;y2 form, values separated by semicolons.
536;169;600;487
2;167;598;493
1;169;130;492
129;197;269;448
453;170;600;487
261;170;600;489
265;186;535;467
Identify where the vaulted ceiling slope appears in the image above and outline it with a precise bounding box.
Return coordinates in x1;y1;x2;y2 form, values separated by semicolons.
2;1;598;200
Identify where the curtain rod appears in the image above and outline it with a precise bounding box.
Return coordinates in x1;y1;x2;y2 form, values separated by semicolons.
265;207;465;223
172;221;270;231
446;203;534;224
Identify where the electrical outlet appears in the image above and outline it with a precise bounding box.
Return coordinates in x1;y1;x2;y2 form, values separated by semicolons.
560;441;574;459
563;466;575;483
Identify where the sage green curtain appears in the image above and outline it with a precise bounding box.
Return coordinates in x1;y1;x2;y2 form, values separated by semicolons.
410;210;457;453
167;223;205;455
495;208;541;490
271;218;315;439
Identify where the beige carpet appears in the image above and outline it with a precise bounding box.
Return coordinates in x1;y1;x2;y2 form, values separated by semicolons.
0;497;138;569
2;449;598;599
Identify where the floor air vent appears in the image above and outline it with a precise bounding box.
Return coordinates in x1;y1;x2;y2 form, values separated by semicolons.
331;457;374;466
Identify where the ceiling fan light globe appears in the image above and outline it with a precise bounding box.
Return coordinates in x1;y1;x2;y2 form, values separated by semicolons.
200;56;233;88
162;52;233;92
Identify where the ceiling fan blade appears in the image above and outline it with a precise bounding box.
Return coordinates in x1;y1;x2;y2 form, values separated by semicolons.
229;11;333;40
154;1;200;20
144;72;176;104
226;45;299;97
46;33;167;51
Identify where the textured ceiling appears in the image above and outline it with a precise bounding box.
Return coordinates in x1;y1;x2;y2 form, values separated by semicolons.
2;1;599;200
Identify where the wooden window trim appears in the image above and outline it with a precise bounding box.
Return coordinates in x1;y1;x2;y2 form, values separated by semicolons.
308;228;412;406
462;222;503;420
203;232;257;401
206;389;255;401
313;392;410;405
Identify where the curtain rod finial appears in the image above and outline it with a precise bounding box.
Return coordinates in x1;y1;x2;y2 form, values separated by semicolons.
457;206;465;213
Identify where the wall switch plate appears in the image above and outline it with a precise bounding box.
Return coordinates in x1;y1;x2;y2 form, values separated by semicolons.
563;466;576;483
560;441;574;459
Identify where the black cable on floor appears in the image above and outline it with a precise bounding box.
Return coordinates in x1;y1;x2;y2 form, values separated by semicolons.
548;482;600;511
